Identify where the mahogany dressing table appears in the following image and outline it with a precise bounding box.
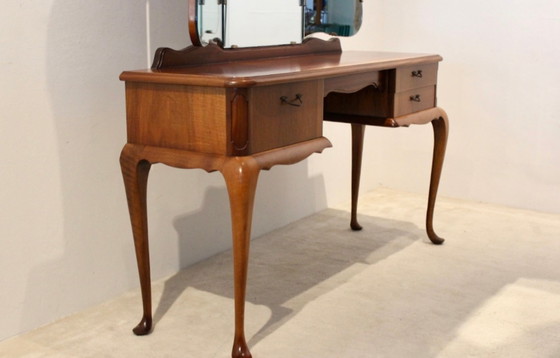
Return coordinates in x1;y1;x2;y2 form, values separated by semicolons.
119;4;448;357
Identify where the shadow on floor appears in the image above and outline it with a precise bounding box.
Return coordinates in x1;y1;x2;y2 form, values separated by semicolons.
152;191;422;348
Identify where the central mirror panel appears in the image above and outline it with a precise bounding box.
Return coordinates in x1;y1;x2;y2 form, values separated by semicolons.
226;0;303;48
194;0;362;48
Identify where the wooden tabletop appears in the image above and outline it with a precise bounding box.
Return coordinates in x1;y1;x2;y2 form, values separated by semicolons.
120;51;442;88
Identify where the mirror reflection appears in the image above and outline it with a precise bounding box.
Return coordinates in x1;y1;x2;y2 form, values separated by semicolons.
194;0;363;48
196;0;224;46
304;0;363;37
225;0;303;48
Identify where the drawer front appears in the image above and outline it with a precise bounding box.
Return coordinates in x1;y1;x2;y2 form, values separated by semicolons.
395;63;438;92
247;80;323;154
126;83;228;154
393;85;436;117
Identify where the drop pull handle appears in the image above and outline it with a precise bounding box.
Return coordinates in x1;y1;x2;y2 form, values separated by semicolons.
411;70;423;78
410;94;422;102
280;93;303;107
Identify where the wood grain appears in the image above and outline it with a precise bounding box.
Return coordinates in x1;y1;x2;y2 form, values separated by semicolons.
350;123;365;231
395;63;438;92
426;109;449;244
125;83;228;154
120;40;448;358
122;47;442;88
120;137;331;357
188;0;201;47
324;82;393;118
393;85;436;117
337;108;449;246
324;71;381;96
152;37;342;70
248;80;323;153
229;88;249;155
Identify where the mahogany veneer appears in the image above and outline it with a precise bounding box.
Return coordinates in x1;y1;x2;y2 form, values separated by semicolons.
120;38;448;358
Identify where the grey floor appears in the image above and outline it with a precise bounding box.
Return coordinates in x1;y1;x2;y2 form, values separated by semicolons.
2;188;560;358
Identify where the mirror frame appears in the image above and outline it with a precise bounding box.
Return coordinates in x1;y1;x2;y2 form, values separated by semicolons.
188;0;202;46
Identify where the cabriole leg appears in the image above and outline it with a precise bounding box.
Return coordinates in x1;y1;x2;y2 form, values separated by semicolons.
426;116;449;244
120;148;153;335
221;157;260;358
350;123;366;231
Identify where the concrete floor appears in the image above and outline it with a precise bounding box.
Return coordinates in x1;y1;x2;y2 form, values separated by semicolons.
2;188;560;357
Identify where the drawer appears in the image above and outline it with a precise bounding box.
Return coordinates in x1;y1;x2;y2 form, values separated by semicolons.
393;85;436;117
324;63;439;120
244;80;323;154
126;83;229;155
395;63;438;92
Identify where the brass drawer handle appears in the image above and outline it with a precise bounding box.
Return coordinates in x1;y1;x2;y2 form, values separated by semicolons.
410;94;422;102
280;93;303;107
411;70;423;78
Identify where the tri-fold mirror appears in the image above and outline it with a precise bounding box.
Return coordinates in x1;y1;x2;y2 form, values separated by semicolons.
192;0;363;48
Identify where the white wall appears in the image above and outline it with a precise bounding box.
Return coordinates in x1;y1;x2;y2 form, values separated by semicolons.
0;0;174;341
343;0;560;214
1;0;559;343
0;0;340;341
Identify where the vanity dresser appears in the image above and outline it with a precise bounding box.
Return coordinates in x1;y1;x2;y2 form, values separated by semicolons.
119;1;448;356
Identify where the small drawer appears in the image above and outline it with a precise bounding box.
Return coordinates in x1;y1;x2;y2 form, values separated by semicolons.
393;85;436;117
247;80;323;154
395;64;438;92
